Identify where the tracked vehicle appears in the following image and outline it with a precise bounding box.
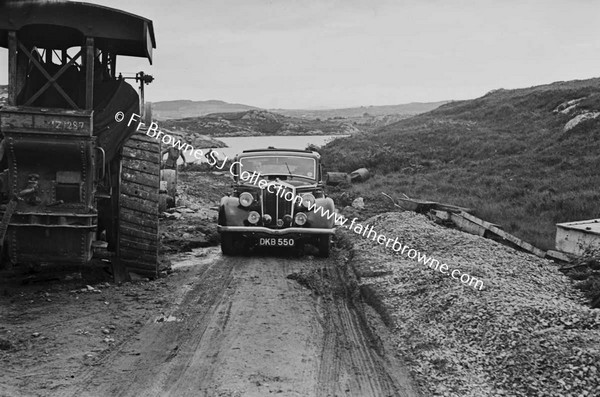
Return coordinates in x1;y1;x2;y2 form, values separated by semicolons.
0;1;160;279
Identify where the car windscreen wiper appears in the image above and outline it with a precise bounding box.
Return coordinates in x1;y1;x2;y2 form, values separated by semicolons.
284;162;293;178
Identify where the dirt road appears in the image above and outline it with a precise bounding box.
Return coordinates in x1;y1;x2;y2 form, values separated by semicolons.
1;169;418;396
1;246;417;397
74;249;416;397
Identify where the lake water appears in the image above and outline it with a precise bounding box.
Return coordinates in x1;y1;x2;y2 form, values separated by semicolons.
188;134;348;163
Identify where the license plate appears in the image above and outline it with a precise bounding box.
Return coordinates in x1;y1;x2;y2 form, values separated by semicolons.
258;238;295;247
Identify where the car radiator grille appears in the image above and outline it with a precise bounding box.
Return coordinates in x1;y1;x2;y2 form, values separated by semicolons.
262;184;295;228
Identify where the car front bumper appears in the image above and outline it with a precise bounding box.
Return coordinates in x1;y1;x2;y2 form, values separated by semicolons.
217;226;335;235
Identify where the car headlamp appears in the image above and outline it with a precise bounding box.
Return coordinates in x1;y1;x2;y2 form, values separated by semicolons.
301;193;316;208
294;212;307;226
239;192;254;207
248;211;260;224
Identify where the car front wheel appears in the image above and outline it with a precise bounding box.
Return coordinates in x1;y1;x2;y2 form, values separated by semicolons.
221;232;238;256
318;235;330;258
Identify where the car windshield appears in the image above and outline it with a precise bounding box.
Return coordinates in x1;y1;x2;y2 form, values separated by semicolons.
240;155;316;179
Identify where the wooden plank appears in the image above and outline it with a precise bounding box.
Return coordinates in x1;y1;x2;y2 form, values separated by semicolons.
122;139;161;154
121;159;160;175
8;31;17;106
120;209;158;232
123;144;160;157
120;195;158;215
123;140;160;157
121;183;159;203
120;224;157;241
432;202;471;213
449;212;487;237
546;250;573;263
121;170;159;188
128;132;161;142
460;212;546;257
395;197;425;212
85;37;94;110
460;212;498;229
120;236;158;252
120;250;157;264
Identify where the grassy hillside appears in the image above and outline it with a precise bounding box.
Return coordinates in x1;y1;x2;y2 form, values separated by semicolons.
161;109;361;137
320;78;600;250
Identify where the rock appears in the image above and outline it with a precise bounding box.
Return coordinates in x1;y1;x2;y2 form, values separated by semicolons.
563;112;600;132
32;332;40;338
162;212;182;220
352;197;365;210
175;207;195;214
341;205;360;220
553;97;585;114
85;285;101;293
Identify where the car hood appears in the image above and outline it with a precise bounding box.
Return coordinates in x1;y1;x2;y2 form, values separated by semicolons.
240;177;317;189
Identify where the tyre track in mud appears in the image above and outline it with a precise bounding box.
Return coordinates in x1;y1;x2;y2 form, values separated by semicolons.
62;255;236;397
61;249;417;397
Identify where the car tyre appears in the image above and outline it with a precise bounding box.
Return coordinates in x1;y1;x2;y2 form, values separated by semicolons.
318;235;330;258
221;232;237;256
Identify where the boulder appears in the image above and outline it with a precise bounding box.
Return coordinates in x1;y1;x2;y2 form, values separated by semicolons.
564;112;600;132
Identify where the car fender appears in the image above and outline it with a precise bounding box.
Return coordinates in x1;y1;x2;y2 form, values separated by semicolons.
219;196;247;226
306;197;336;228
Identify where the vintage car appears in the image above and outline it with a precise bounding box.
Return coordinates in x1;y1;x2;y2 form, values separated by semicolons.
217;147;336;257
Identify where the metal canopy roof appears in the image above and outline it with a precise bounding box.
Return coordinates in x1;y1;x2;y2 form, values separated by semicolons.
0;1;156;63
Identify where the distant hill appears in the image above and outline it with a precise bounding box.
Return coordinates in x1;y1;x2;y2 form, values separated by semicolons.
319;78;600;250
152;100;258;120
161;109;361;137
152;99;448;129
272;101;449;119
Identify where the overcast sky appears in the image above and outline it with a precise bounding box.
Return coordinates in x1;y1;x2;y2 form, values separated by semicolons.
1;0;599;109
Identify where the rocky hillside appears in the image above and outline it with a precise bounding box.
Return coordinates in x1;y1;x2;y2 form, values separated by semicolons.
152;99;258;120
161;109;361;137
320;78;600;250
0;85;7;107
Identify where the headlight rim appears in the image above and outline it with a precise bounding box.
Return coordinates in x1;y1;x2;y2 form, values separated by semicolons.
248;210;261;224
294;212;308;226
239;192;254;207
301;193;316;208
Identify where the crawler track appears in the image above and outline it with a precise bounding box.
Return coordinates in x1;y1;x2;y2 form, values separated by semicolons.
118;132;161;278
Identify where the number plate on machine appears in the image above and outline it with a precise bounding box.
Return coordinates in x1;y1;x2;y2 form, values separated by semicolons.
259;238;295;247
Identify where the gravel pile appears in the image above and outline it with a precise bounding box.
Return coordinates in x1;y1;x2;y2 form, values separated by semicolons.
341;211;600;397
